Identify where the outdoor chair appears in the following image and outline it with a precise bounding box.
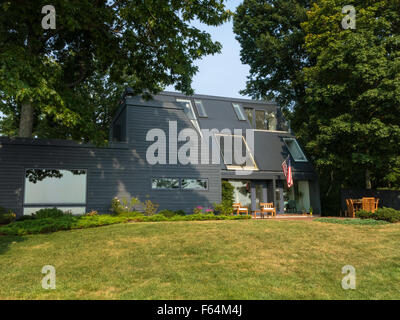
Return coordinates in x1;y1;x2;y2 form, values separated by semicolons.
260;202;276;217
232;203;249;216
346;198;355;218
362;197;376;213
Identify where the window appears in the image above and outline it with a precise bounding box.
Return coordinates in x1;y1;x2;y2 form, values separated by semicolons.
265;111;277;130
152;178;180;190
176;99;202;137
232;103;246;121
283;138;307;162
194;100;207;118
244;108;254;125
177;99;196;120
255;110;265;129
215;134;258;170
181;178;208;190
23;169;87;215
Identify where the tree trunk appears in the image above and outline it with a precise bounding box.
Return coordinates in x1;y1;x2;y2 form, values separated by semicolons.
18;101;34;138
365;169;372;189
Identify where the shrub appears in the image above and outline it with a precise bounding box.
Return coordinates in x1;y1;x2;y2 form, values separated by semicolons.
193;206;204;214
158;209;176;218
0;212;16;225
174;210;186;216
32;208;68;219
205;208;214;215
356;207;400;223
0;211;251;236
86;210;98;216
222;181;234;206
143;200;159;216
213;202;233;215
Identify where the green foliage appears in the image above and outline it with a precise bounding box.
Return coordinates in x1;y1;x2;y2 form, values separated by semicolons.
32;208;68;219
158;209;176;218
111;197;141;215
193;206;204;214
174;210;187;216
213;202;234;215
221;181;234;206
143;200;159;216
0;212;16;225
0;212;251;236
314;217;388;226
0;0;231;142
356;207;400;223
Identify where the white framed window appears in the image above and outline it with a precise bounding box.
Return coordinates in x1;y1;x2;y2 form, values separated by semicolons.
232;103;246;121
283;138;307;162
194;100;207;118
214;134;258;171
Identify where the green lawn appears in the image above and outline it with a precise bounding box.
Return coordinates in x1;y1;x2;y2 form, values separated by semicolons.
0;219;399;299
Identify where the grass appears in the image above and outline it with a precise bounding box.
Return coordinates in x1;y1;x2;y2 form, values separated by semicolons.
314;218;389;225
0;219;399;299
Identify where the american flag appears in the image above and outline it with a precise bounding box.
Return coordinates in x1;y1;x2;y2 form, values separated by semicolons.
282;156;293;188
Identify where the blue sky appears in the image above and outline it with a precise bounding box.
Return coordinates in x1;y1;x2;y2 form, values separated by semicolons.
166;0;249;98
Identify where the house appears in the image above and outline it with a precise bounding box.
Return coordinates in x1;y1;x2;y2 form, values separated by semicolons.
0;89;321;217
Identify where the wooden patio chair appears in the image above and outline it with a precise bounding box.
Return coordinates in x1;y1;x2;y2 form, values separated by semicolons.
374;198;379;212
232;203;249;216
362;197;376;212
346;198;355;218
260;202;276;217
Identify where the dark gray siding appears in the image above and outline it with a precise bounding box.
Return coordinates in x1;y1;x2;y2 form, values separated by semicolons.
0;100;221;217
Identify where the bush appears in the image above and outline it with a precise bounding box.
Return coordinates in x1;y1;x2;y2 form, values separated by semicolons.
33;208;68;219
193;206;204;214
143;200;159;216
158;209;176;218
86;210;98;216
0;212;251;236
0;212;16;225
222;181;234;206
213;202;234;215
356;207;400;223
174;210;186;216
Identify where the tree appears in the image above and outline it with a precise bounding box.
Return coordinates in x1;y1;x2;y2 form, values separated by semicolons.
234;0;400;214
0;0;231;141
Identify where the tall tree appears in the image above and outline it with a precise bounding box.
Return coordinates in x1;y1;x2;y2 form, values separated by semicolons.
234;0;400;214
0;0;231;141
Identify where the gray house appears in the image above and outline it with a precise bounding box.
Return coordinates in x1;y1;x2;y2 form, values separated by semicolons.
0;90;321;217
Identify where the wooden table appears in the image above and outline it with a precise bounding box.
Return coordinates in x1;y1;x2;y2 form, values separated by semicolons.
251;210;264;219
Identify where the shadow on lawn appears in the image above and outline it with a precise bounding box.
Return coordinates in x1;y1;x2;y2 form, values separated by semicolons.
0;235;26;255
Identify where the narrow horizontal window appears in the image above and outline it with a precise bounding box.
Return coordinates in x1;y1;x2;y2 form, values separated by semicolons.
232;103;246;121
152;178;180;190
181;178;208;190
283;138;307;162
194;100;207;118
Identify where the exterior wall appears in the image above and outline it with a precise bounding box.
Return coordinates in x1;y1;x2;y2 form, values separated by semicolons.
0;101;222;217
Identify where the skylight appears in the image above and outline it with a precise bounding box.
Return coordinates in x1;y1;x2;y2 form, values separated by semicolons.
194;100;207;118
283;138;307;162
232;103;246;121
